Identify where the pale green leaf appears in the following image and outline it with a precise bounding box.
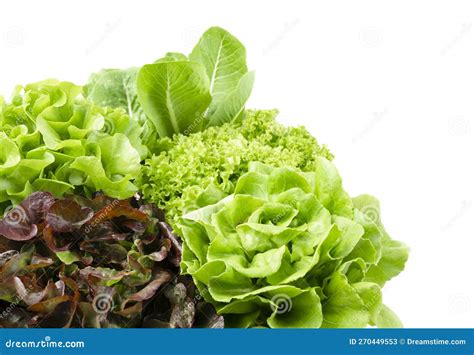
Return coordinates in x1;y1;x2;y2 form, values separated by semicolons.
137;61;211;138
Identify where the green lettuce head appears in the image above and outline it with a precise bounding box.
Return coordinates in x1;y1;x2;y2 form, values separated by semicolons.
0;80;144;213
179;158;409;328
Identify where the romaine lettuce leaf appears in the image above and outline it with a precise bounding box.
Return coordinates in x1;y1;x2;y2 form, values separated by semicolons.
189;26;253;127
137;61;212;138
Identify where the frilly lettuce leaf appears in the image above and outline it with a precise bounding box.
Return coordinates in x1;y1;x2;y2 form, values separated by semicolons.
137;109;334;224
0;192;222;328
69;133;140;198
0;79;142;212
179;158;409;328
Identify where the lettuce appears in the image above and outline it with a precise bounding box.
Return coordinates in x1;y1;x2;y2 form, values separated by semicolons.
188;27;255;127
178;159;409;328
0;25;409;330
137;61;212;138
0;192;223;328
85;27;255;141
0;80;143;213
84;67;144;123
136;27;254;138
137;109;333;224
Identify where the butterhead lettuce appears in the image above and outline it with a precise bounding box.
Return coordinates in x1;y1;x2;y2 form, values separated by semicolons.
179;159;409;328
0;80;143;213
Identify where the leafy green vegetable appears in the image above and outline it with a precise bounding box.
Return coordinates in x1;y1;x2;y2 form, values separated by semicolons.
190;27;247;102
0;25;409;329
137;61;212;138
84;69;154;155
135;27;254;137
189;26;253;127
85;27;254;141
206;71;255;127
137;109;333;224
84;68;143;122
0;192;223;328
0;80;143;213
178;160;409;328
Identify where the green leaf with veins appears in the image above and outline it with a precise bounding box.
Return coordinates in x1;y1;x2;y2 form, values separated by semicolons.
206;71;255;127
85;68;145;123
190;26;252;127
136;61;211;138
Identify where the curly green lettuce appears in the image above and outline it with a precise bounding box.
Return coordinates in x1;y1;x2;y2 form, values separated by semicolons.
0;80;144;213
137;109;333;223
178;159;409;328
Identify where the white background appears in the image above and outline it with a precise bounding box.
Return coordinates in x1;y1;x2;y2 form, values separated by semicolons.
1;0;472;328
